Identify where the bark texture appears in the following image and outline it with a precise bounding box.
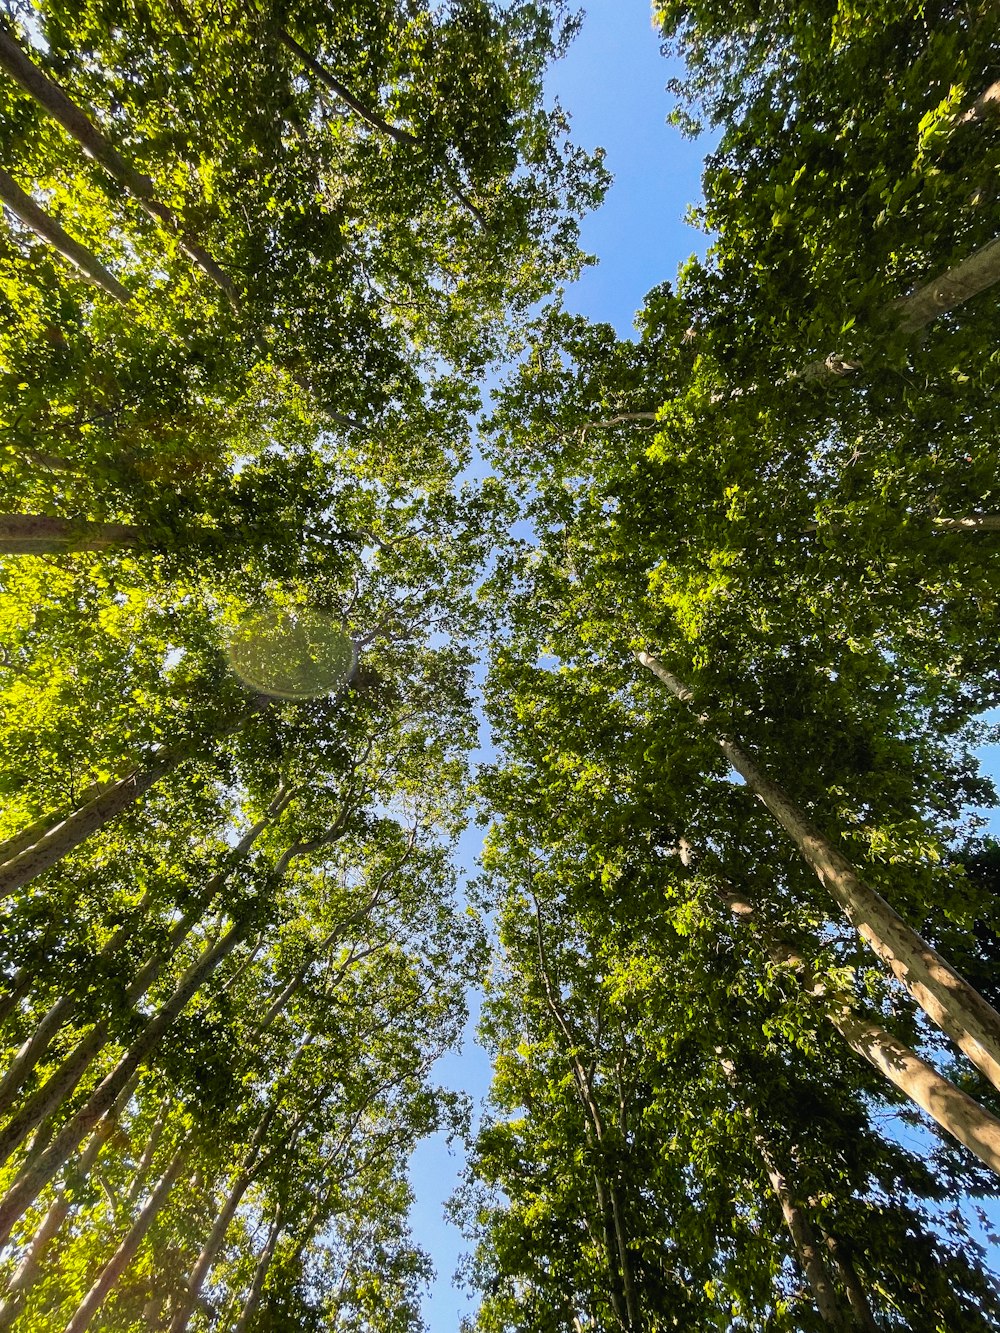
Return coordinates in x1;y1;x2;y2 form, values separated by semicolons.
0;166;130;302
639;651;1000;1093
0;758;177;899
0;917;253;1246
0;513;142;554
751;1129;847;1328
720;885;1000;1177
0;25;237;300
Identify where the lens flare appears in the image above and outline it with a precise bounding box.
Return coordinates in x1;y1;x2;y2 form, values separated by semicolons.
224;607;356;700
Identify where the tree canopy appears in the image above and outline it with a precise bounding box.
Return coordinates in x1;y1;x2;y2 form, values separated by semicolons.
1;0;1000;1328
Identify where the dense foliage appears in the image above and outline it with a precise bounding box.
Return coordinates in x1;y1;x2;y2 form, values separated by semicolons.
2;0;1000;1328
456;1;1000;1329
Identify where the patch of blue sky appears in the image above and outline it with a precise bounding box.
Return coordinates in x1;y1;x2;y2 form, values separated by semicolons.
407;3;715;1326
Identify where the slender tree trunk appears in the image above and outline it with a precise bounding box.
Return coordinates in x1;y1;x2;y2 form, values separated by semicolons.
0;890;145;1111
231;1203;284;1333
167;1110;275;1333
0;915;254;1247
822;1231;879;1333
791;231;1000;383
0;798;286;1131
0;513;142;554
277;30;419;146
830;1004;1000;1176
64;1143;188;1333
0;892;152;1110
532;901;636;1329
931;514;1000;531
0;967;36;1031
0;1070;140;1330
639;652;1000;1092
278;29;485;226
750;1127;847;1328
0;706;264;898
0;25;237;302
720;886;1000;1177
0;765;144;866
0;758;177;899
0;166;130;302
895;235;1000;333
125;1097;170;1208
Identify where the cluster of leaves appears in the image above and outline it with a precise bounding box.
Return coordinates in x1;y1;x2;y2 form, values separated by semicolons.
0;0;605;1328
458;1;1000;1328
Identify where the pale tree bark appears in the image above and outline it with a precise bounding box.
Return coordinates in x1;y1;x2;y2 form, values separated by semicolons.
0;789;291;1133
0;166;130;302
64;1142;188;1333
0;1070;141;1331
0;514;142;554
0;765;141;866
0;912;257;1247
0;967;40;1031
720;885;1000;1177
279;29;486;226
277;30;418;147
231;1202;284;1333
533;900;640;1331
125;1096;170;1208
894;234;1000;334
821;1231;880;1333
958;79;1000;126
750;1126;847;1328
0;25;237;303
0;890;153;1117
931;514;1000;531
794;232;1000;384
0;757;178;899
250;822;406;1037
0;704;264;897
638;651;1000;1094
166;1107;279;1333
716;1052;847;1326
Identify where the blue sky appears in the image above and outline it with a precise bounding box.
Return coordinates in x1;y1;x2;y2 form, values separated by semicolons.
407;3;713;1326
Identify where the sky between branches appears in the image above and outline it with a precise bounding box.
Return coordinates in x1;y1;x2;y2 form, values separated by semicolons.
407;4;711;1326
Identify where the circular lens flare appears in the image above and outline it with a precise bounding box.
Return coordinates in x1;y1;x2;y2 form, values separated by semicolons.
225;608;356;700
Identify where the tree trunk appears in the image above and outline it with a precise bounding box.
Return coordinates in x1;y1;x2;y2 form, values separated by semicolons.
959;79;1000;125
0;892;153;1114
0;915;254;1247
720;886;1000;1177
0;798;285;1132
0;513;142;554
639;652;1000;1093
278;30;419;147
831;1004;1000;1177
0;166;130;302
0;967;37;1031
231;1203;284;1333
64;1143;188;1333
895;235;1000;333
166;1110;275;1333
822;1232;879;1333
0;758;177;899
0;1070;140;1331
791;232;1000;384
125;1097;170;1208
0;25;237;302
532;901;637;1329
931;514;1000;531
750;1128;847;1329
